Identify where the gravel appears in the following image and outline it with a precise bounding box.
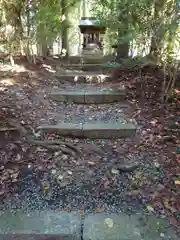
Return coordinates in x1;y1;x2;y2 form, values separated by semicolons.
0;76;168;217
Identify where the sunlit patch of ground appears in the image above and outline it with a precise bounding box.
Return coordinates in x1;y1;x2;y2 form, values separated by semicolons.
0;77;17;86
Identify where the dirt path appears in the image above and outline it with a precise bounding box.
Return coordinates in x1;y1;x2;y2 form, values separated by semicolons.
0;59;179;234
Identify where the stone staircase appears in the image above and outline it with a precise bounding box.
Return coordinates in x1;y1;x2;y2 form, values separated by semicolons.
38;71;137;139
1;68;178;240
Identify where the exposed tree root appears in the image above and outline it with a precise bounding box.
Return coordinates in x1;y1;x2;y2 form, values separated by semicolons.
7;119;81;158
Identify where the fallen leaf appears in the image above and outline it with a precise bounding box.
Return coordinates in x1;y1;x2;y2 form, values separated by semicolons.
146;205;154;212
95;206;105;213
15;154;21;161
88;161;96;166
36;147;46;152
163;199;170;209
103;179;110;188
78;209;85;216
42;181;50;195
111;168;119;174
57;175;63;181
104;218;114;228
174;180;180;185
154;162;160;168
169;216;178;227
67;170;72;175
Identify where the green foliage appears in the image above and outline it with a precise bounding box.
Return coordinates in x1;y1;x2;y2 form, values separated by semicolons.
91;0;152;44
113;56;155;70
35;0;80;49
35;0;62;44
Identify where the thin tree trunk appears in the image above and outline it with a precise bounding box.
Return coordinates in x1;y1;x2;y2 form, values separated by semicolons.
149;0;166;60
116;4;130;60
116;42;129;59
61;0;69;57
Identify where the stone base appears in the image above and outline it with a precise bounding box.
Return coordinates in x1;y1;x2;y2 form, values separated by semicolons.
37;120;137;139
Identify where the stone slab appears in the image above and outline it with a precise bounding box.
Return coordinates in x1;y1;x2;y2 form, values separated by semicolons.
83;213;178;240
84;89;125;104
38;120;137;139
63;64;101;68
62;64;103;71
51;90;85;104
37;122;83;137
62;63;118;71
55;71;103;76
82;121;136;138
50;88;125;104
0;210;81;240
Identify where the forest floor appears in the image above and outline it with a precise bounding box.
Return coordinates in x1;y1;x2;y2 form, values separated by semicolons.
0;57;179;233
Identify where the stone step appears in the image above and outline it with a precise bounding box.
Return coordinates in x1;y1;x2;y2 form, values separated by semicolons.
63;63;101;67
55;72;111;83
37;120;137;139
50;87;125;104
83;213;178;240
62;63;119;71
0;210;178;240
62;63;104;71
80;55;105;64
0;210;81;240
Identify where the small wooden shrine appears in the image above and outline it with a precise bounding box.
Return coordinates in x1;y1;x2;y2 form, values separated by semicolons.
79;17;106;50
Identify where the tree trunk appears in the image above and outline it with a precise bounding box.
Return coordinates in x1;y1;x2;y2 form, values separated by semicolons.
116;4;130;60
41;42;49;57
24;1;35;63
61;0;69;57
149;0;166;60
116;42;129;59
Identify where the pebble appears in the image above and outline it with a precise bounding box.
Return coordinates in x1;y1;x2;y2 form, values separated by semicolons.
57;175;64;181
28;164;32;169
0;166;4;170
116;162;140;172
54;151;62;156
62;155;69;160
154;162;160;168
88;161;96;166
51;169;57;175
111;168;119;174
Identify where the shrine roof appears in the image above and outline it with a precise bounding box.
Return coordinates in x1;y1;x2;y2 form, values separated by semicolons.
79;17;105;29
